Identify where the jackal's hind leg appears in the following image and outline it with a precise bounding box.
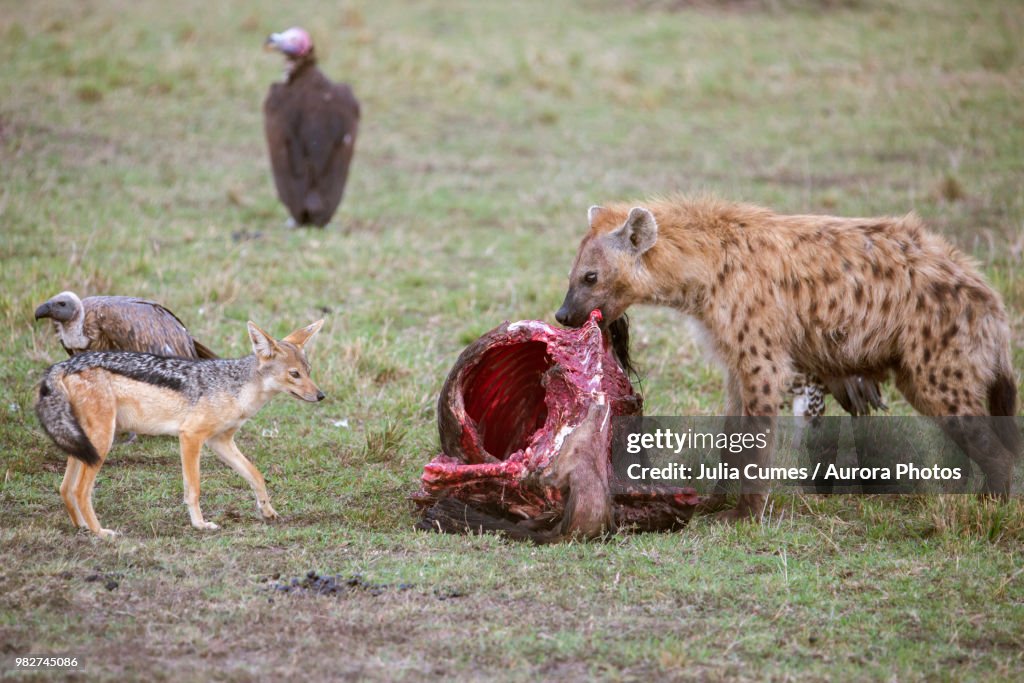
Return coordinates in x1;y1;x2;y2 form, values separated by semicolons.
63;372;117;538
180;433;218;530
60;457;85;527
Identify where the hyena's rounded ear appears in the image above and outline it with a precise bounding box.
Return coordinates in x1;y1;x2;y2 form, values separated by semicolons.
282;319;325;348
623;207;658;254
588;205;605;227
247;321;280;359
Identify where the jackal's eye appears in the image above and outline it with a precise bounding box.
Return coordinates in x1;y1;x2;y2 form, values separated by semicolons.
289;369;300;379
583;271;598;285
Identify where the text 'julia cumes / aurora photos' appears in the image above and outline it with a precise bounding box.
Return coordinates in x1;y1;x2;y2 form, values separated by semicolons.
613;416;1022;495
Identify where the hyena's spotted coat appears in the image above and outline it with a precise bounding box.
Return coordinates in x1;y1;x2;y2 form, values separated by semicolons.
557;196;1019;517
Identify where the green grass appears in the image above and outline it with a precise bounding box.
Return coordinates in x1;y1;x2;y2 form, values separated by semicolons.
1;0;1023;680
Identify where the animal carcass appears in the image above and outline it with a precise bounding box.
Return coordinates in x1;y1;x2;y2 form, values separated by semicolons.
414;311;700;542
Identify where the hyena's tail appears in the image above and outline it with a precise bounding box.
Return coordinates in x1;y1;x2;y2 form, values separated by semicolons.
988;369;1021;458
35;368;99;466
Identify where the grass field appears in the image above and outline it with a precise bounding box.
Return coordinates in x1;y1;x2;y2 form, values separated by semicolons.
2;0;1023;679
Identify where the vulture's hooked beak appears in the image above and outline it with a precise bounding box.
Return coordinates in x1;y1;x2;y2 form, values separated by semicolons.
34;302;51;320
264;34;281;52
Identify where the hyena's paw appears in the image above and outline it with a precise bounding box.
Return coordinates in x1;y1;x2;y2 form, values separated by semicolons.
712;507;759;524
695;493;728;515
97;528;120;539
259;502;280;521
192;520;220;531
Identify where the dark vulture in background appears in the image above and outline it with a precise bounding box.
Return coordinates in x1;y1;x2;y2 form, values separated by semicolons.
34;291;217;359
264;26;360;228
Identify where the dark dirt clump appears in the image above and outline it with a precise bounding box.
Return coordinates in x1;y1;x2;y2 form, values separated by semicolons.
266;571;415;597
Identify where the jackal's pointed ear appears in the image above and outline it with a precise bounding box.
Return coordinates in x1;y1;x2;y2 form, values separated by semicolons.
282;318;325;348
588;205;605;227
617;207;658;254
247;321;280;359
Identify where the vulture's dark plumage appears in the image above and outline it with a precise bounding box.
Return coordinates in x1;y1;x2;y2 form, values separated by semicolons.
263;27;360;228
34;291;217;359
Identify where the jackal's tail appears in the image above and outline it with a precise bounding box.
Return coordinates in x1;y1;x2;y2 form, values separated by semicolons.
35;368;99;466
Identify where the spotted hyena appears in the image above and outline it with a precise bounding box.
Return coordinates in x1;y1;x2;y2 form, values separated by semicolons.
556;197;1019;519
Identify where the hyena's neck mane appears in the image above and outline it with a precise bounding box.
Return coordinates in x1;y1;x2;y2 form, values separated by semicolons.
603;196;773;315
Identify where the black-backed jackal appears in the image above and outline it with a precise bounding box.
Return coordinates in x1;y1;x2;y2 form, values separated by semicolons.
35;320;325;537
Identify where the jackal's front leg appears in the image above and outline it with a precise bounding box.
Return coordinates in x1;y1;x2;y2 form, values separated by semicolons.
206;431;278;521
179;433;218;530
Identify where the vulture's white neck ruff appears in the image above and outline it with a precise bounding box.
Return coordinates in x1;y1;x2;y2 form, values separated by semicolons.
58;313;89;351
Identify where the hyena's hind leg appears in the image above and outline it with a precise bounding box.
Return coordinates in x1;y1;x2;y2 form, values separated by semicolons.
63;371;118;537
790;374;827;423
932;414;1014;498
789;374;826;452
792;377;843;493
896;369;1015;498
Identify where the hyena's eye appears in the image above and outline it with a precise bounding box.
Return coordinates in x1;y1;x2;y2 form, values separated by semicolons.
583;271;598;285
289;369;301;379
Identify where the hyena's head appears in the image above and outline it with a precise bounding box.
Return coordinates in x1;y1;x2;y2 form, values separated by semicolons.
247;319;326;402
555;205;658;328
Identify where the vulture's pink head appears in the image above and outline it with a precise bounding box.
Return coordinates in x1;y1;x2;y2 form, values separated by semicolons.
265;27;313;58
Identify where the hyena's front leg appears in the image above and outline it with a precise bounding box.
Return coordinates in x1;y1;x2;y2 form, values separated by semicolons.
206;431;278;520
179;432;218;530
716;362;790;521
698;371;744;514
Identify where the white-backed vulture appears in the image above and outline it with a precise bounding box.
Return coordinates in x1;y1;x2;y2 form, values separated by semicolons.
34;291;216;359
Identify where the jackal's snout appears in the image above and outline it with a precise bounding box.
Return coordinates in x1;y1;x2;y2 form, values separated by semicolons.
291;382;326;403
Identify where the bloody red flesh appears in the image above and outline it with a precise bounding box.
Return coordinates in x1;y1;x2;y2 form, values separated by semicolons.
462;342;553;461
415;311;700;538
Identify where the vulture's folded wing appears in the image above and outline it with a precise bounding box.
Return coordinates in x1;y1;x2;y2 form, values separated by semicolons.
294;84;359;224
84;297;215;359
264;86;309;221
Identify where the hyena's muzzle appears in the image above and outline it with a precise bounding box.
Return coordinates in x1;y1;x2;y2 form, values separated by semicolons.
556;286;619;329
